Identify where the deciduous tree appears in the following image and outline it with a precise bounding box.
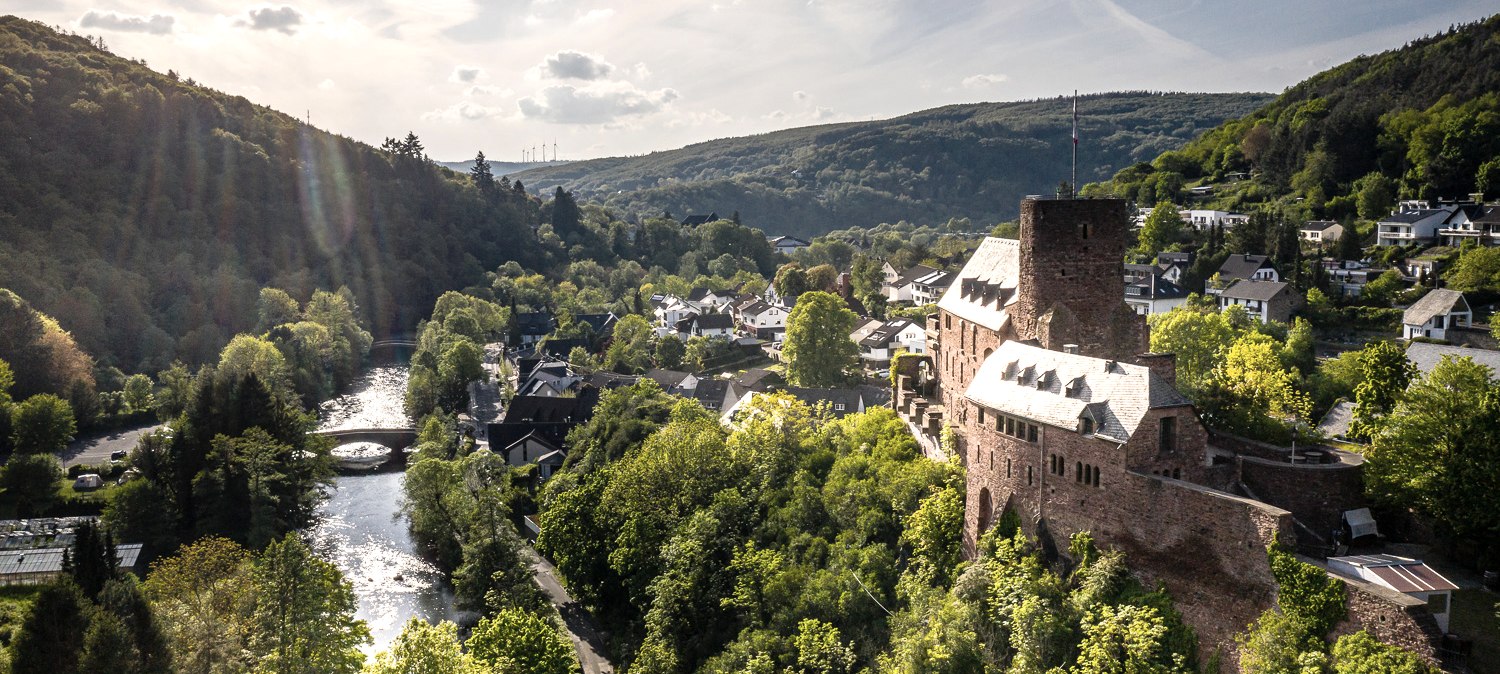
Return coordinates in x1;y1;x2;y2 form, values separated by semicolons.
251;535;370;674
10;392;75;454
782;291;857;387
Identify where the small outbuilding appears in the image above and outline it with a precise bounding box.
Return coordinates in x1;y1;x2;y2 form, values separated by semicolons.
1327;554;1458;632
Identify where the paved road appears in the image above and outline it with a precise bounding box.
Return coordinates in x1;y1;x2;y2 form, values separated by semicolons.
61;423;163;468
523;547;614;674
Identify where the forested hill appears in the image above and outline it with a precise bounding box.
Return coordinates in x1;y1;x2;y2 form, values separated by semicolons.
1090;14;1500;216
0;16;540;374
512;92;1273;236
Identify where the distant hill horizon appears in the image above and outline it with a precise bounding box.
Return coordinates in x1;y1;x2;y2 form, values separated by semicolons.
509;91;1274;237
438;159;572;177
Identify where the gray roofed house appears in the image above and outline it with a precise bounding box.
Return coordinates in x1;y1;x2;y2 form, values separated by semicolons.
1210;253;1279;294
1401;288;1471;340
1123;274;1191;316
677;312;736;338
514;312;556;344
884;264;942;303
643;368;697;393
681;212;720;226
1405;341;1500;379
1316;400;1356;440
1218;279;1302;323
964;341;1191;444
691;379;742;412
1300;221;1344;242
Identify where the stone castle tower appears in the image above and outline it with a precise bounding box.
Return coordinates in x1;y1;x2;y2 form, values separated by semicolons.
1012;198;1146;361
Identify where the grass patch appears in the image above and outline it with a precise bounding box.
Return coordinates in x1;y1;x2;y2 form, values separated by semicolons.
1451;589;1500;674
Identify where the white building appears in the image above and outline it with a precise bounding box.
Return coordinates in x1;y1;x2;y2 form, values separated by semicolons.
1401;288;1471;340
1328;554;1458;633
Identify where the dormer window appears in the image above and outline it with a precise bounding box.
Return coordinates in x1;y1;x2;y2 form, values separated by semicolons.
1064;377;1083;398
1080;415;1095;436
1004;360;1018;380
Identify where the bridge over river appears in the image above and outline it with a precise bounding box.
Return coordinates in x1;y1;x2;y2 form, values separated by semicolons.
312;426;418;450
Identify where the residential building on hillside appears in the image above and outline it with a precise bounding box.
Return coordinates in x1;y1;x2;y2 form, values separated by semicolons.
1376;201;1485;247
1438;204;1500;247
514;312;556;345
681;212;719;226
1401;288;1471;340
883;263;942;303
1217;279;1303;323
1156;251;1194;284
1124;274;1191;316
1207;253;1279;295
1300;221;1344;242
769;235;811;254
676;312;736;340
1181;209;1249;231
735;300;788;339
910;269;953;305
854;318;926;367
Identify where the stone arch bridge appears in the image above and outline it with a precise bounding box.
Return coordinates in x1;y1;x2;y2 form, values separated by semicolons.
313;427;418;450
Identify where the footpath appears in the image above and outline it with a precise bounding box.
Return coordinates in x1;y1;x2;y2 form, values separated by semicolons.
524;546;615;674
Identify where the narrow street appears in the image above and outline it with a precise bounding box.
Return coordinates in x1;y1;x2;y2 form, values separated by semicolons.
524;547;615;674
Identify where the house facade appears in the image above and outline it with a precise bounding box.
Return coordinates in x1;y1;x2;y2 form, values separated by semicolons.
1217;279;1303;323
1207;253;1279;295
1401;288;1472;340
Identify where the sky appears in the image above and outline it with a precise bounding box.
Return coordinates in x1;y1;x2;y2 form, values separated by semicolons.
8;0;1497;162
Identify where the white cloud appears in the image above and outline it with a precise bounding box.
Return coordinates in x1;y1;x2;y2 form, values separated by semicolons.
79;10;175;34
423;100;507;122
317;78;336;90
961;73;1008;88
237;6;303;35
465;85;512;97
541;50;615;80
451;66;483;83
518;83;679;124
765;109;788;121
814;106;834;120
792;90;808;101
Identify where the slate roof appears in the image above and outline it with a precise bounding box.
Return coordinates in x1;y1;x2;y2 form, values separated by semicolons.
1405;342;1500;378
912;269;952;288
503;430;564;456
734;368;782;392
963;341;1192;443
516;312;556;336
682;212;719;226
1124;263;1161;279
936;237;1021;331
1316;400;1356;439
769;235;810;247
1380;209;1445;224
575;313;618;334
893;264;941;287
643;368;693;391
1402;288;1469;326
739;300;776;317
1124;274;1190;301
692;313;735;330
692;379;733;410
488;422;572;450
1220;279;1293;302
502;395;588;424
1215;253;1274;282
1300;220;1340;233
783;387;866;417
686;288;712;302
1474;206;1500;225
859;319;915;348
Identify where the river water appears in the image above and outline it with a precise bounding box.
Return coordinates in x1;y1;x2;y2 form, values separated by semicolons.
305;363;464;654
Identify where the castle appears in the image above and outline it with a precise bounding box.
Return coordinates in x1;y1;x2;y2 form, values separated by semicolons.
893;197;1443;665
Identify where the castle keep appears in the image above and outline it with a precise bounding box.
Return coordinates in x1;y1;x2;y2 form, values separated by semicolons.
894;197;1441;664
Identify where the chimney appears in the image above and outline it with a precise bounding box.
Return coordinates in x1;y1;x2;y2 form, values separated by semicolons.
1137;352;1177;388
1062;344;1079;355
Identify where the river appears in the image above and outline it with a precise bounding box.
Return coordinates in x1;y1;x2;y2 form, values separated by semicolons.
305;363;465;654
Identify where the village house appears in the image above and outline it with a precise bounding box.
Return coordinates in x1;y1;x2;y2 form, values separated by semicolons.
1300;220;1344;242
1401;288;1472;340
1207;253;1279;295
685;288;737;312
680;212;720;227
909;269;953;305
1124;274;1191;316
1217;279;1303;323
882;263;941;303
734;300;788;340
854;318;926;367
1376;200;1486;247
1439;204;1500;247
768;235;811;255
514;311;556;345
1180;209;1249;231
1156;251;1194;284
675;312;736;340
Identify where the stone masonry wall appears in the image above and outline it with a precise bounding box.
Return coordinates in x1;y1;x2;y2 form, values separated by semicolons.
1328;570;1443;665
1238;456;1366;544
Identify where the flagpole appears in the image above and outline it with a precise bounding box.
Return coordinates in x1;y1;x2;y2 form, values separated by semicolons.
1071;90;1078;198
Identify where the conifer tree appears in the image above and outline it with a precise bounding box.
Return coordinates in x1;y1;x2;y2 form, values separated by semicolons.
471;150;494;193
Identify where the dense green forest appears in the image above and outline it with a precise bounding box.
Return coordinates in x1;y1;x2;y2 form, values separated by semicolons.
1088;15;1500;220
0;16;540;374
512;92;1273;237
